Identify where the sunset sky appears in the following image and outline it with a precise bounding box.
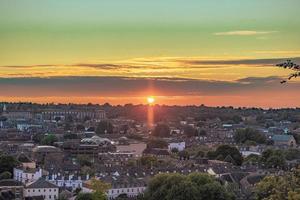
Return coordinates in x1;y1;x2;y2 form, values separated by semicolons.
1;0;300;107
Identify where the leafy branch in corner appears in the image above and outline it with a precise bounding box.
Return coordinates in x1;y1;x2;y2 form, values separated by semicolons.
276;60;300;83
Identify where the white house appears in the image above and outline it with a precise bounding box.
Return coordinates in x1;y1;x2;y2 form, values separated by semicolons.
168;141;185;152
46;173;90;190
24;178;59;200
107;184;146;199
14;167;42;184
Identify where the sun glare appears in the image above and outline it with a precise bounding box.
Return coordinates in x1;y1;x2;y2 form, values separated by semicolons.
147;96;155;104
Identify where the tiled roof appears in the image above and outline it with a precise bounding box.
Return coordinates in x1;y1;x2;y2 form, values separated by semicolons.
0;179;23;187
272;134;294;142
26;178;58;189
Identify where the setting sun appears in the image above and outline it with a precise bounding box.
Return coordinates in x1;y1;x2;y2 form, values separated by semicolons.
147;96;155;104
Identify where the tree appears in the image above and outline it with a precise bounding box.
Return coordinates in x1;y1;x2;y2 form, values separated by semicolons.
140;156;158;168
276;60;300;83
75;193;93;200
210;145;243;166
183;125;198;137
152;123;170;137
41;134;58;145
144;173;234;200
0;171;12;179
0;155;19;174
90;178;111;200
284;149;300;160
254;167;300;200
96;121;113;134
261;149;286;169
234;128;266;144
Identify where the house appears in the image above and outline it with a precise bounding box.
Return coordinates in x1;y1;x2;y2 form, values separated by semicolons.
168;141;185;152
143;148;170;158
272;135;296;147
0;179;24;200
24;178;59;200
14;167;42;184
46;172;90;190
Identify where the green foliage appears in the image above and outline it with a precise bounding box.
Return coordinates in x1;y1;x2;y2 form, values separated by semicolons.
234;128;266;144
90;178;111;200
152;123;170;137
144;173;235;200
140;156;158;168
0;155;19;174
261;149;286;169
75;193;93;200
183;125;198;137
207;145;243;166
96;121;113;134
254;168;300;200
0;171;12;179
284;149;300;160
41;134;58;145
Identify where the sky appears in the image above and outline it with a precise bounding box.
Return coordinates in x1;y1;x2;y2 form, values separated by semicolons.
0;0;300;107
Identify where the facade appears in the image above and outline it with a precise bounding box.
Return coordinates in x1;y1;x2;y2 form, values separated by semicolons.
107;185;146;199
14;167;42;184
272;135;296;146
42;109;106;120
0;179;24;200
46;173;89;190
168;141;185;152
24;178;59;200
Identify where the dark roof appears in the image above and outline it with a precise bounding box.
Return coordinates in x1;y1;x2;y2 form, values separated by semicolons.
247;175;265;185
26;178;58;189
17;153;32;163
0;179;23;187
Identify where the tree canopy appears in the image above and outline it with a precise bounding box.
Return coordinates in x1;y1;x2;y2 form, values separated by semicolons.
152;123;170;137
255;167;300;200
207;145;243;166
234;128;266;144
41;134;58;145
96;121;114;134
0;155;19;174
144;173;234;200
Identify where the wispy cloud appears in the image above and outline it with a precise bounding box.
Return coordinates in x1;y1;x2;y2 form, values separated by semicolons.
214;30;277;36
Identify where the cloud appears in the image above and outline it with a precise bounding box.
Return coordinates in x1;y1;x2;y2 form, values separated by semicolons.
181;57;300;66
0;76;293;97
214;30;277;36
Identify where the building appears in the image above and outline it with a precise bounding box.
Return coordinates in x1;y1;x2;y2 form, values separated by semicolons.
24;178;59;200
14;167;42;184
32;146;63;165
42;109;106;121
46;173;89;191
272;135;296;147
168;141;185;152
0;179;24;200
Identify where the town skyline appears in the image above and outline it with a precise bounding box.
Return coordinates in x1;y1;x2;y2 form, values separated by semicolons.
1;0;300;107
